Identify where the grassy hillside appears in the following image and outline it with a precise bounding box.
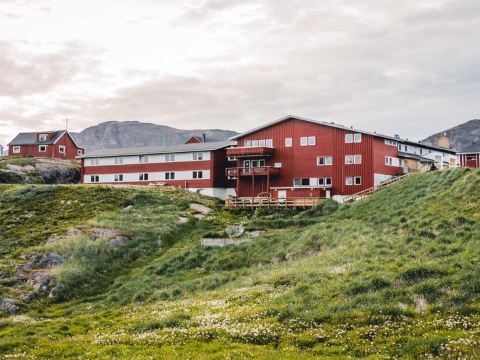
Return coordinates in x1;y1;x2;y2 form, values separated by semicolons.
0;169;479;359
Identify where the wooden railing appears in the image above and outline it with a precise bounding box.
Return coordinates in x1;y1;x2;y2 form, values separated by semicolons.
343;173;411;203
226;166;280;177
225;196;324;208
226;146;275;157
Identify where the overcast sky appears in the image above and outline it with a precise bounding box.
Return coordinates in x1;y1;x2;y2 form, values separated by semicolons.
0;0;479;145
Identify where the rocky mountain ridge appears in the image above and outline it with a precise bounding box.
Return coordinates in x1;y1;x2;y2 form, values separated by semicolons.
422;119;480;152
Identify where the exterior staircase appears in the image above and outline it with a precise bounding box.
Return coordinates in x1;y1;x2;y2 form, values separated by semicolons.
343;173;411;203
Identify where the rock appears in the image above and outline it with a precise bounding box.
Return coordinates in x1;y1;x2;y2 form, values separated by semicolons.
189;203;212;215
109;236;129;248
46;234;63;244
201;238;250;247
28;253;66;268
89;228;118;240
122;205;133;211
35;163;80;184
66;228;82;237
29;273;55;295
176;216;189;224
194;214;206;220
6;164;35;172
49;285;64;298
246;230;263;238
21;292;38;304
0;299;20;314
226;225;245;238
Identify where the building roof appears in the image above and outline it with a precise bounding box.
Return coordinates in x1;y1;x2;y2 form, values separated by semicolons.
458;145;480;154
398;152;435;163
80;140;236;158
8;130;84;149
230;115;457;154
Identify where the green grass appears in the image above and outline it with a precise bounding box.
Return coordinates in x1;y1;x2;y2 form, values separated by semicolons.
0;169;479;359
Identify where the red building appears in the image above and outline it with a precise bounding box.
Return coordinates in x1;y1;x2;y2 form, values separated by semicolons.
458;147;480;168
80;141;236;199
8;130;84;160
227;116;457;201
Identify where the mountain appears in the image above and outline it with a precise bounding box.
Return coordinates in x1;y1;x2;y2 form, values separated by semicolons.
422;119;480;151
71;121;239;152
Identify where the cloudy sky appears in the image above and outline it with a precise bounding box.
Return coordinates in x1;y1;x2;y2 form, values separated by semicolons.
0;0;479;145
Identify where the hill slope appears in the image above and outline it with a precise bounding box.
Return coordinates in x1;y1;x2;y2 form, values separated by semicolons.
0;169;479;359
422;119;480;151
72;121;238;151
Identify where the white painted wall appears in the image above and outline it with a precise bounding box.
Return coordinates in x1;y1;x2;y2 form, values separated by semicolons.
84;170;211;183
84;151;211;167
374;173;394;186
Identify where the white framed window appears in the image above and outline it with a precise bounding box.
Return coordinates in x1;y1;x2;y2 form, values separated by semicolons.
90;175;99;183
354;133;362;143
318;177;325;186
285;138;292;147
139;155;148;163
300;137;308;146
39;133;47;141
266;139;273;147
90;158;100;166
244;140;252;147
345;177;353;186
274;162;282;168
385;139;397;147
114;157;123;165
139;173;149;181
193;152;204;161
39;145;47;152
77;149;83;155
317;156;333;166
354;176;362;185
258;139;266;147
114;174;124;182
293;178;312;187
165;154;175;162
165;172;175;180
59;145;66;154
354;155;362;164
308;136;316;146
345;134;354;143
251;140;259;147
345;155;354;164
193;171;203;179
325;177;332;186
12;146;21;153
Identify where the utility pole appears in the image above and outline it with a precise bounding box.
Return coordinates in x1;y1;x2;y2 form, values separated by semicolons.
65;118;69;131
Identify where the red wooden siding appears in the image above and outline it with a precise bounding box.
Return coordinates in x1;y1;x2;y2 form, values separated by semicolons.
231;118;403;197
10;132;83;161
459;153;480;168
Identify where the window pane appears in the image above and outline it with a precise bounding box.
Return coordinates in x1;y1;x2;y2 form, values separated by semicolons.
318;178;325;186
325;156;333;165
345;134;353;143
354;133;362;142
301;178;310;186
266;139;273;147
308;136;316;145
245;140;251;147
252;140;259;147
325;177;332;185
258;139;266;147
300;137;308;146
317;156;325;165
285;138;292;147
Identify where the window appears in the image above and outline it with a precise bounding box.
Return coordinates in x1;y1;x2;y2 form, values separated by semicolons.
77;149;83;155
165;172;175;180
354;155;362;164
300;136;316;146
345;177;353;186
318;177;325;186
285;138;292;147
293;178;314;187
317;156;333;166
300;137;308;146
385;139;398;147
345;155;354;164
13;146;20;153
114;174;123;182
244;140;252;147
265;139;273;147
114;157;123;165
90;158;100;166
308;136;316;146
193;152;204;161
39;145;47;152
165;154;175;162
258;139;266;147
385;156;399;166
274;162;282;168
139;173;149;181
139;155;148;163
354;133;362;143
251;159;266;167
251;140;259;147
59;145;65;154
325;177;332;186
193;171;203;179
90;175;99;183
345;134;354;143
39;133;47;141
354;176;362;185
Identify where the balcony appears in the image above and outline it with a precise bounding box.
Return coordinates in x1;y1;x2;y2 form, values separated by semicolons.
226;166;280;177
226;146;274;158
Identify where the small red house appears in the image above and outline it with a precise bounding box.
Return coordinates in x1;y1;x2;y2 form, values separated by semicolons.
458;147;480;168
8;130;84;161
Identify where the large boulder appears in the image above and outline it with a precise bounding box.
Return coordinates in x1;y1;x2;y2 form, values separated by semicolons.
0;299;19;314
189;203;212;215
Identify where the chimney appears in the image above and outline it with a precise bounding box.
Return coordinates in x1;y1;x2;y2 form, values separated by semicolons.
202;133;206;143
437;132;450;149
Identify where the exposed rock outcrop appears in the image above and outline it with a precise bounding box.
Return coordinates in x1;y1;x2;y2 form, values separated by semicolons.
0;158;80;184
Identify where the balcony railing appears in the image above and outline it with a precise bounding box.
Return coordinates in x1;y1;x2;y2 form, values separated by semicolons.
226;196;324;208
226;146;274;158
226;166;280;177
